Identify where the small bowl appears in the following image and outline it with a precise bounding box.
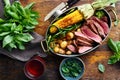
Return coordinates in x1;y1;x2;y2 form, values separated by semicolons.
59;57;85;80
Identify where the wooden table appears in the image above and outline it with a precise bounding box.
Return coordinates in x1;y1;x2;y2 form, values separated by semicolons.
0;0;120;80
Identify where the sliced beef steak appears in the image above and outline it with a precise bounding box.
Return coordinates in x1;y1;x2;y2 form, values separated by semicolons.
100;16;108;23
74;31;93;43
81;26;102;43
78;46;92;53
67;45;76;53
93;20;106;38
77;38;93;46
91;16;109;35
86;20;98;34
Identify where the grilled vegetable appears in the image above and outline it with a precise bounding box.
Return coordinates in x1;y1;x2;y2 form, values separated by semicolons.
77;0;118;19
78;4;94;19
49;25;58;34
53;10;83;28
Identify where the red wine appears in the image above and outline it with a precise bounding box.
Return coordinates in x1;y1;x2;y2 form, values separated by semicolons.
26;60;44;77
24;57;45;80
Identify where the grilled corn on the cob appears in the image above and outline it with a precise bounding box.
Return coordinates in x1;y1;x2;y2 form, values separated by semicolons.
53;10;83;28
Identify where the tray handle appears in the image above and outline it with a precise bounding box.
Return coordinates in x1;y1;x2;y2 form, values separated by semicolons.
105;6;117;22
40;39;49;53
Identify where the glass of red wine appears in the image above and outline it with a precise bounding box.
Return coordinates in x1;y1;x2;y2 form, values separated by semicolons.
24;55;46;79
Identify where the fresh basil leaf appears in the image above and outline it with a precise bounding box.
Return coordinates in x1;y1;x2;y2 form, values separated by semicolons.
98;63;105;73
0;18;4;23
107;39;118;53
115;41;120;51
108;54;118;64
108;58;117;64
108;53;120;64
6;9;19;19
9;41;17;49
0;23;13;27
11;23;16;31
3;35;13;48
15;24;23;32
1;0;39;51
16;33;34;42
0;32;10;36
29;19;39;25
25;2;35;9
107;39;120;64
16;2;27;18
10;4;17;13
15;41;25;50
4;0;11;6
30;11;39;18
25;25;35;30
0;23;12;32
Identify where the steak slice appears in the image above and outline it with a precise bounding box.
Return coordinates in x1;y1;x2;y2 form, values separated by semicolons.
67;45;76;53
86;20;98;34
73;40;78;47
81;26;102;43
91;16;109;35
74;31;93;43
78;46;92;53
77;38;93;46
100;16;108;23
93;20;106;38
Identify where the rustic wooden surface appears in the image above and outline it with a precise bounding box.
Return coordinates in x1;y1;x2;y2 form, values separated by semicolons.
0;0;120;80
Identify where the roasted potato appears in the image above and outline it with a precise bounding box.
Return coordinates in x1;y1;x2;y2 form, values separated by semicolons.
60;41;68;49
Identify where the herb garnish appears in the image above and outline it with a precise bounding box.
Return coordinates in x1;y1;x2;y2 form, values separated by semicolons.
61;59;82;77
61;58;82;77
95;10;105;19
98;63;105;73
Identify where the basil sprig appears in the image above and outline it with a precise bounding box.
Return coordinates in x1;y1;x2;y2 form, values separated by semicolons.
0;0;39;51
107;39;120;64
